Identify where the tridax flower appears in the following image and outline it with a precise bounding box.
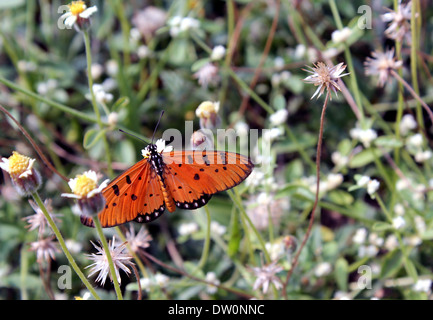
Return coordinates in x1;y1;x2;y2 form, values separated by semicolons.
250;260;284;294
302;62;349;100
195;101;221;130
0;151;41;196
60;1;98;30
61;170;109;216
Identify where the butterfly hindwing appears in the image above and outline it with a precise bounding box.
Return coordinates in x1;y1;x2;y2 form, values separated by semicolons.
162;150;253;208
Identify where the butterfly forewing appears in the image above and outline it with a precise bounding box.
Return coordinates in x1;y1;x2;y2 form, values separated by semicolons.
81;159;165;227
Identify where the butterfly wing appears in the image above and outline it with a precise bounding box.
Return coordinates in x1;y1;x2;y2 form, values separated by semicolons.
162;150;254;209
81;159;165;228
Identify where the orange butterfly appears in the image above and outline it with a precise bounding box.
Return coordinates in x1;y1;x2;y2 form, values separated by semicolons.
81;137;254;228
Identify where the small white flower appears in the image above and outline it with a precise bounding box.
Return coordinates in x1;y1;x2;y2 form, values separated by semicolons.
210;221;226;236
331;27;352;43
405;235;422;246
414;150;432;163
407;133;423;148
314;262;332;277
265;242;285;261
368;233;384;247
384;234;399;251
350;128;377;148
106;59;119;77
178;222;199;236
331;151;348;168
358;245;379;258
140;278;152;292
413;279;432;293
394;203;405;216
179;17;200;32
352;228;368;244
205;272;220;294
155;273;170;288
414;216;426;234
392;216;406;230
367;179;380;196
263;127;283;142
399;114;417;136
269;109;288;126
137;45;150;59
234;121;249;137
210;45;226;61
326;173;344;190
91;64;104;80
357;175;371;188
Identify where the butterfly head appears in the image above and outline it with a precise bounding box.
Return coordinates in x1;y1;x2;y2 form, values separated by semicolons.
141;139;173;159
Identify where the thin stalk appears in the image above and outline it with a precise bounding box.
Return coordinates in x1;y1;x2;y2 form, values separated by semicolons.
83;30;113;177
0;76;97;123
31;192;100;300
411;0;423;129
282;90;330;299
92;217;123;300
391;70;433;125
228;188;271;263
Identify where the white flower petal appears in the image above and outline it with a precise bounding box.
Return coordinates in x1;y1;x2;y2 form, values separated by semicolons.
79;6;98;19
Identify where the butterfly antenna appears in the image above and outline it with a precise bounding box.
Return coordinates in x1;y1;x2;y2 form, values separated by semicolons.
118;129;148;144
151;111;164;144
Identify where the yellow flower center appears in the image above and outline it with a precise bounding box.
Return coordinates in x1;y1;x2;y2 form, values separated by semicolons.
73;174;97;197
8;151;31;176
69;1;87;16
196;101;219;118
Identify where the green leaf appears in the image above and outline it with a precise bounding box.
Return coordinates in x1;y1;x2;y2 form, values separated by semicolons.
191;58;211;72
349;148;390;168
372;221;393;231
374;135;403;148
334;258;349;292
327;190;354;206
112;96;130;112
272;94;286;111
381;249;403;278
83;128;107;150
404;259;418;282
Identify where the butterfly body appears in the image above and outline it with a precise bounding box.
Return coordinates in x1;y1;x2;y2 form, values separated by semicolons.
81;140;254;228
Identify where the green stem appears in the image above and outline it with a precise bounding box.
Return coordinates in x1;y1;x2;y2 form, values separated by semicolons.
83;30;113;177
93;217;123;300
0;76;97;123
226;67;274;114
328;0;364;123
196;206;212;271
411;0;423;130
228;189;271;263
31;192;100;300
